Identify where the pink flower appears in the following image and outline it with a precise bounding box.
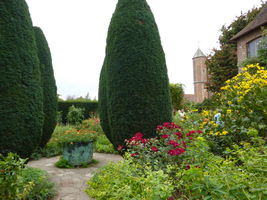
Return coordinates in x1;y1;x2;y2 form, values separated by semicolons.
189;137;193;140
182;141;187;148
131;152;138;157
135;132;143;140
168;149;175;156
152;146;158;152
197;130;203;133
162;134;168;139
168;140;180;148
117;145;123;150
157;126;163;131
175;131;183;139
163;122;170;127
189;130;196;134
174;148;185;155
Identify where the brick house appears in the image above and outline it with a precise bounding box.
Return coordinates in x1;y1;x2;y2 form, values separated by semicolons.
231;3;267;71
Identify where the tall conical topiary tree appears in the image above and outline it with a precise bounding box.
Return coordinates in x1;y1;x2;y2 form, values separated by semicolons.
0;0;44;158
99;0;172;150
33;26;57;149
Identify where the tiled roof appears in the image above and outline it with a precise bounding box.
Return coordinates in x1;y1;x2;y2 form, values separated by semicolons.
231;3;267;41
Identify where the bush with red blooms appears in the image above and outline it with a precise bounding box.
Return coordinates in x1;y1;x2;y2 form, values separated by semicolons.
117;122;202;173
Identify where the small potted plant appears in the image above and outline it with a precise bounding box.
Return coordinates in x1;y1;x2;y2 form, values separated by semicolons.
54;129;96;166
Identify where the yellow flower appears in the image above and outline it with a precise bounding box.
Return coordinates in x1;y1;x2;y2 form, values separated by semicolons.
227;101;232;105
227;109;232;114
222;131;228;135
215;132;219;136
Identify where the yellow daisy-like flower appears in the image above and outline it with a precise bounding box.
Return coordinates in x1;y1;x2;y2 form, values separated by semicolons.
221;131;228;135
227;109;232;114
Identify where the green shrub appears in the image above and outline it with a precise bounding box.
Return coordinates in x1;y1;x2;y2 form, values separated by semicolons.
66;105;85;125
0;0;44;159
170;83;184;111
55;156;98;168
94;134;117;154
0;153;29;199
21;167;56;200
85;156;174;200
99;0;172;151
179;136;267;200
34;26;58;149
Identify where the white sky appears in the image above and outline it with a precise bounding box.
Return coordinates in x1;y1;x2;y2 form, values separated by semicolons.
25;0;263;100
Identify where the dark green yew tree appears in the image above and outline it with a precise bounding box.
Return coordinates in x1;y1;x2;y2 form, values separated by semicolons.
0;0;44;158
34;26;57;148
99;0;172;150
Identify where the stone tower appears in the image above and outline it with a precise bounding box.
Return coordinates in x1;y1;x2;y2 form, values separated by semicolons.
192;48;209;103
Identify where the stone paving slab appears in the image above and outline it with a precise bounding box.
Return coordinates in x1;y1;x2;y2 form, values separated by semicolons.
27;153;123;200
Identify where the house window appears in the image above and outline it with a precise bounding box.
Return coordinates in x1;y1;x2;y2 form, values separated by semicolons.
247;37;264;57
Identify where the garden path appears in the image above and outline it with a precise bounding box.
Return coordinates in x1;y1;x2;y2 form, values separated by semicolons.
27;153;123;200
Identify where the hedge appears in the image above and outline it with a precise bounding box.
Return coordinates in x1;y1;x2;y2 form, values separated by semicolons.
58;101;98;124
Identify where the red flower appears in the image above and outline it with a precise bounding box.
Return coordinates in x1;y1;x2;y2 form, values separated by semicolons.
162;134;168;139
163;122;170;127
197;130;203;133
175;131;183;139
195;165;199;168
168;149;175;156
182;141;187;148
189;130;196;134
168;140;180;148
117;145;123;150
157;125;163;131
189;137;193;140
135;132;143;140
174;148;185;155
186;165;190;170
131;152;138;157
1;170;4;173
151;146;158;152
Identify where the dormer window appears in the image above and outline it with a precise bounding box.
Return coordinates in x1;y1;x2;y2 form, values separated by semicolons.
247;37;264;57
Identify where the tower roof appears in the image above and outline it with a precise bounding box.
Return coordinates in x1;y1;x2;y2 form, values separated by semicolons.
193;48;205;58
231;3;267;41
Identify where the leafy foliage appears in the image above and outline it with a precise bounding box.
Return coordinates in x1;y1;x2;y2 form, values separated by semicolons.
99;0;172;150
34;26;58;149
85;156;174;200
0;0;44;159
20;167;56;200
202;64;267;155
170;83;184;111
0;153;28;199
66;105;85;125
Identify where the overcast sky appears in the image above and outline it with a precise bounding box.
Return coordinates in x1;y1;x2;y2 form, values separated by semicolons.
25;0;263;100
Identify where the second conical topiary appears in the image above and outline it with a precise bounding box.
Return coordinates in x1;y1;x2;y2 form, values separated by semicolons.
34;26;58;149
99;0;172;150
